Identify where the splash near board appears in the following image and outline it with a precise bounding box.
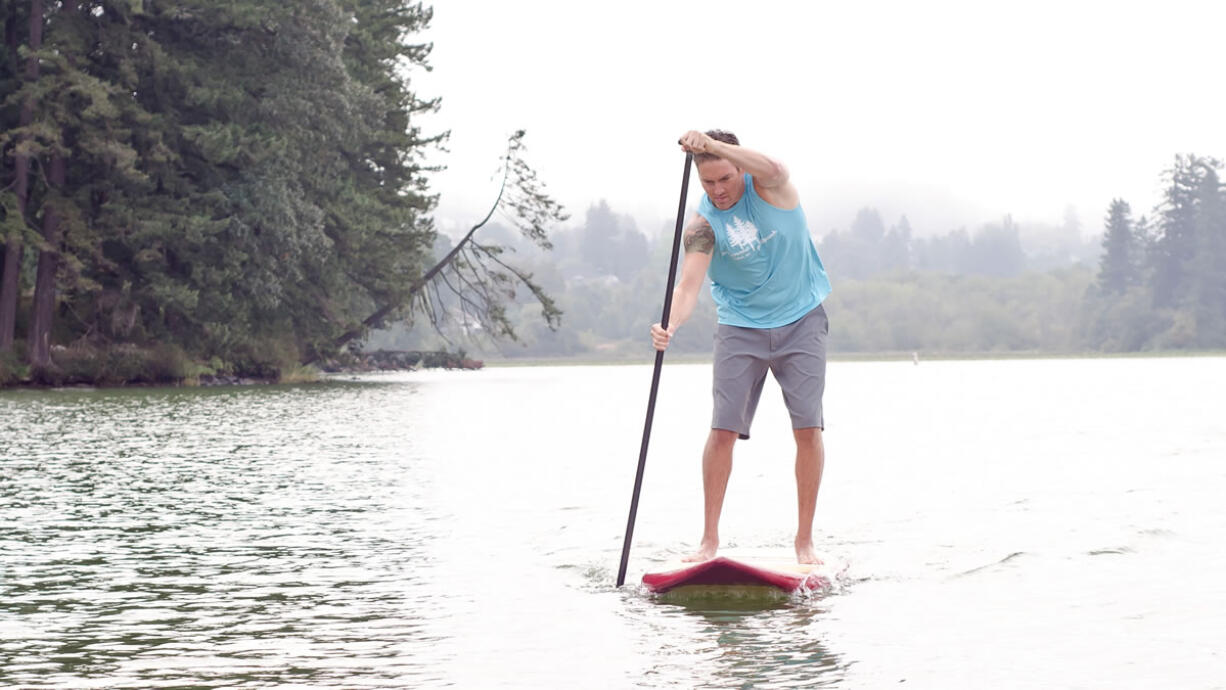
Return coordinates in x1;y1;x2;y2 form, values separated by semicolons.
642;556;830;598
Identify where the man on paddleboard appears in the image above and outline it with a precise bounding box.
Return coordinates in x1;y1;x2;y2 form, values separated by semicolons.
650;130;832;564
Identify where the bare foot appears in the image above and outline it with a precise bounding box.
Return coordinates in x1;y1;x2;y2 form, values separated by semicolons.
682;540;718;562
795;539;822;565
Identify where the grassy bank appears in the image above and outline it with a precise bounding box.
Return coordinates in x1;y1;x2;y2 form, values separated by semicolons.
0;343;320;389
0;345;489;389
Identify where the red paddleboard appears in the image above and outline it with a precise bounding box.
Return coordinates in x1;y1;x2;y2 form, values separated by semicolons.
642;556;829;596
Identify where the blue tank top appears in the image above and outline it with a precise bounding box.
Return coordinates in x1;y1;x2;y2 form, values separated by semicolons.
698;174;832;328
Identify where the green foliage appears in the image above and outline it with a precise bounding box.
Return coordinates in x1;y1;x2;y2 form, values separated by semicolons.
825;270;1093;353
578;201;648;282
0;346;27;385
4;0;1223;379
278;364;321;384
1081;287;1168;352
225;335;304;381
1091;155;1225;352
1187;166;1226;345
817;208;892;279
381;159;1225;359
823;210;1030;279
1098;199;1141;294
964;216;1025;277
1;0;445;385
41;342;193;386
1151;155;1221;307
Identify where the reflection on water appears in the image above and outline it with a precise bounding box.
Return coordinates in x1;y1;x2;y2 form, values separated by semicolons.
617;590;845;689
3;357;1225;688
670;601;844;689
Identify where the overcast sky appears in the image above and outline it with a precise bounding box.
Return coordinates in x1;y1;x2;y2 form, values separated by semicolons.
417;0;1225;240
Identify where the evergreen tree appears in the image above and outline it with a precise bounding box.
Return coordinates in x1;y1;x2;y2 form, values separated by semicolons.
1151;154;1214;308
1097;199;1139;294
579;200;647;282
97;3;436;361
849;207;886;277
967;215;1024;277
1133;213;1154;274
113;2;404;356
0;0;40;351
911;227;972;274
24;0;83;367
1187;166;1226;345
881;215;912;273
0;1;21;345
818;207;887;279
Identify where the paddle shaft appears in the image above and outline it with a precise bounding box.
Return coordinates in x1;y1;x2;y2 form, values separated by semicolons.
616;151;693;587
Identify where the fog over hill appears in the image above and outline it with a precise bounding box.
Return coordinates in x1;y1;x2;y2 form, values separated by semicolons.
436;183;1100;260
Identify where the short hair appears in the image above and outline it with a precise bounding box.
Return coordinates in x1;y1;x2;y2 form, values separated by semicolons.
694;129;739;165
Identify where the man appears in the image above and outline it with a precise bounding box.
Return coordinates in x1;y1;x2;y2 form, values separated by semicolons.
650;129;832;564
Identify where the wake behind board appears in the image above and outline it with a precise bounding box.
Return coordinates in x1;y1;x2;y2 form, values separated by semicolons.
643;556;829;598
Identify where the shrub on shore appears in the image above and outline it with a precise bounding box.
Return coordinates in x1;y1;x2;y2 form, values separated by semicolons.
224;336;308;381
1;349;27;386
2;340;467;389
33;343;198;387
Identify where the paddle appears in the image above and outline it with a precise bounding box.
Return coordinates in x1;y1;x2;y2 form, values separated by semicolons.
616;150;693;587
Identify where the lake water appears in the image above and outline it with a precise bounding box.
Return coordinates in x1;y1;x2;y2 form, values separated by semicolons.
2;357;1224;688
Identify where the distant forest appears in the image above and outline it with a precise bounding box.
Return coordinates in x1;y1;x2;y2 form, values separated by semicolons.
375;154;1226;359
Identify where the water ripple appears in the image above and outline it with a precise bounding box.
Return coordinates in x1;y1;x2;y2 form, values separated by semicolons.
2;382;446;688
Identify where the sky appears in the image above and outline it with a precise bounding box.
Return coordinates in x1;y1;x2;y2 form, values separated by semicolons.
416;0;1225;241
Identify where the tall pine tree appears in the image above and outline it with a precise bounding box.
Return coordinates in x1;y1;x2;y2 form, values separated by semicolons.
1097;199;1140;295
1187;166;1226;345
25;0;83;367
0;0;40;351
1151;155;1211;308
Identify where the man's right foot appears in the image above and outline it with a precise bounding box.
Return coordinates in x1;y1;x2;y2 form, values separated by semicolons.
795;536;822;565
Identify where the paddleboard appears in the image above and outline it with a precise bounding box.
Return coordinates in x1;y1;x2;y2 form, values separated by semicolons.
642;556;829;596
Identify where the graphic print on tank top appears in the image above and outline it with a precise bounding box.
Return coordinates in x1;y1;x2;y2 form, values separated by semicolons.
724;215;776;260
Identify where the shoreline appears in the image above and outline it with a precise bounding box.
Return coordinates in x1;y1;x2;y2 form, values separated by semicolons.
0;348;484;391
5;348;1224;391
482;348;1226;368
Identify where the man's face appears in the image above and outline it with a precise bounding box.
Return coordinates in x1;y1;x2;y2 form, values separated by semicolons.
697;158;744;210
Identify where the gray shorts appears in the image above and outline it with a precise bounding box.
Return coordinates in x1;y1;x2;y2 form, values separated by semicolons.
712;303;828;439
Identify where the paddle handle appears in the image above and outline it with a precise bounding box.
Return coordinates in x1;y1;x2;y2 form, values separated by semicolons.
616;151;692;588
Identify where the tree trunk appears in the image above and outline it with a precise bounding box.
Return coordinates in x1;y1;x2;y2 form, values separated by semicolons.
26;0;72;368
0;6;16;320
27;152;63;367
0;0;42;351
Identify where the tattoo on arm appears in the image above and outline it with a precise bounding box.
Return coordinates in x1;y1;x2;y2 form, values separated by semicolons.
684;218;715;255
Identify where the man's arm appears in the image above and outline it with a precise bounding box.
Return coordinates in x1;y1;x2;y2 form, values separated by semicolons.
679;130;799;209
650;213;714;351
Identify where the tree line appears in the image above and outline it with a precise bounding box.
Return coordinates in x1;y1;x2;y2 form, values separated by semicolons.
1089;155;1226;350
1;2;563;386
5;2;1221;382
378;154;1225;359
